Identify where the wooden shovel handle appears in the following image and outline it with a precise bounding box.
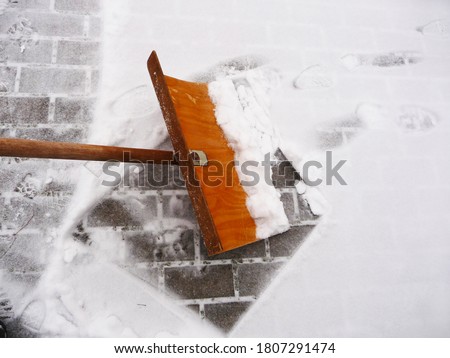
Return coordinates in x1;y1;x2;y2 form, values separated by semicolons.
0;138;177;164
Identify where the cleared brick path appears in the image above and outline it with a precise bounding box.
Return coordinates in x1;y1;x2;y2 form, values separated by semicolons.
0;0;318;334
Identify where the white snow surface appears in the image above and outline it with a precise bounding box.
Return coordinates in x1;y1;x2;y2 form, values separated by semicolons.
0;0;7;16
231;106;450;337
208;73;289;239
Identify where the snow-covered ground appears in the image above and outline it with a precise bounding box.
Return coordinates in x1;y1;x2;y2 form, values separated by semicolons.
1;0;450;337
232;110;450;336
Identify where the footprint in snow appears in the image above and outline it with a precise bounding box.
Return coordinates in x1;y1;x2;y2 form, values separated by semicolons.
72;223;91;244
152;228;194;261
14;174;39;199
315;102;440;153
293;64;335;90
396;105;440;133
416;19;450;38
7;16;39;53
356;103;440;134
192;54;266;82
341;51;422;70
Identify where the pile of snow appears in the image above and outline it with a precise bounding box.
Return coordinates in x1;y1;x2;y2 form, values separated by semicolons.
208;68;289;239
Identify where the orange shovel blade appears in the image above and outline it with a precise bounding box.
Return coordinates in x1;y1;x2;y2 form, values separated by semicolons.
148;51;257;256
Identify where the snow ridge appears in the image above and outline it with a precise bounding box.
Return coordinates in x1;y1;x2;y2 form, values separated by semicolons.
208;70;289;239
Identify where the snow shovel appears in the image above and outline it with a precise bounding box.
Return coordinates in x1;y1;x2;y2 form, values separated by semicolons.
147;51;262;255
0;51;269;255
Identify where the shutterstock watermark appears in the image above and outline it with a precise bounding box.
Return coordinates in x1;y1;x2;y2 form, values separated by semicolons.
100;151;347;188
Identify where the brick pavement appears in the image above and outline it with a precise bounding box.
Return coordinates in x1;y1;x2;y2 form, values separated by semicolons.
0;0;317;334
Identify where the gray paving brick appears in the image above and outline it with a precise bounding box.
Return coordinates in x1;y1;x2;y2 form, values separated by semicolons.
8;0;51;10
89;16;102;38
31;12;85;37
0;168;25;193
141;165;185;190
10;126;85;142
0;233;48;272
57;40;100;66
0;97;49;124
272;160;300;188
91;69;100;93
0;197;35;230
170;166;186;188
0;40;52;64
0;66;17;94
0;12;85;37
87;199;141;227
123;196;157;223
19;67;86;94
54;97;94;123
280;191;296;224
297;194;317;221
165;265;234;299
27;197;69;228
124;229;195;262
6;319;40;338
238;262;284;297
185;304;200;315
269;225;315;257
7;271;40;290
162;194;196;222
200;236;266;260
204;302;252;332
116;165;149;189
131;166;159;190
55;0;101;14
